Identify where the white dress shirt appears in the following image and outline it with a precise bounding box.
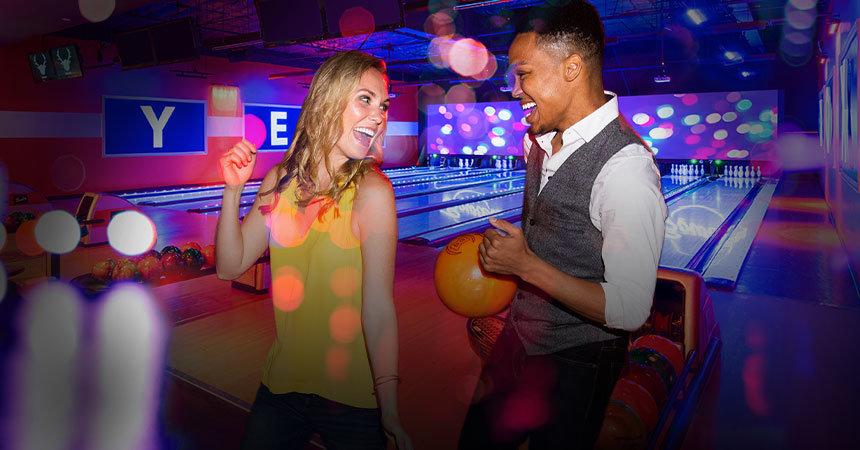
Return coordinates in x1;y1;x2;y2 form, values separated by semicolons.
522;92;667;331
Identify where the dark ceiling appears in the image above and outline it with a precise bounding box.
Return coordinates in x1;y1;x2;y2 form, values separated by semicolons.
44;0;827;92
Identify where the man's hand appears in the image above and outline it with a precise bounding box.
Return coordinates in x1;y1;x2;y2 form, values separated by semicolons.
478;218;531;277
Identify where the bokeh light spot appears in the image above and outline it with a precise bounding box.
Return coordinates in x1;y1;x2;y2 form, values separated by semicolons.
272;266;305;312
326;346;350;381
449;38;489;77
656;105;674;119
78;0;115;23
51;155;87;192
15;220;43;256
107;211;156;256
649;127;672;140
25;281;81;361
330;266;361;298
271;201;320;248
786;9;815;30
424;10;455;36
244;113;267;149
445;84;476;106
429;36;455;69
632;113;652;126
736;99;753;111
681;94;699;106
474;52;498;81
329;305;361;344
35;210;80;254
339;7;375;37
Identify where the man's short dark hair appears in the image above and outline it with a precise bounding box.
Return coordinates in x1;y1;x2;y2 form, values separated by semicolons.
517;0;605;69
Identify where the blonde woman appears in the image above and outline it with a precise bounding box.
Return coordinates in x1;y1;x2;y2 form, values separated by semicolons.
216;51;411;450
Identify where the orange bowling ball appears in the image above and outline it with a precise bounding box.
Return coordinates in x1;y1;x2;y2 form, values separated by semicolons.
14;220;44;256
434;233;517;317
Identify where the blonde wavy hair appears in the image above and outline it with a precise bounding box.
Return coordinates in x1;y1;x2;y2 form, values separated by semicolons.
262;51;389;208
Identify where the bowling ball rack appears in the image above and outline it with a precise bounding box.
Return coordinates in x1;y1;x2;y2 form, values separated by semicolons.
465;267;722;450
71;267;217;298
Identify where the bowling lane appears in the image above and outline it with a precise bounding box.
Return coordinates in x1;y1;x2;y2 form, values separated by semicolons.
121;166;448;205
188;171;525;215
659;177;757;269
138;183;261;206
661;174;704;194
398;192;524;239
136;168;504;212
396;177;526;217
410;207;523;245
406;172;710;245
394;170;523;198
389;168;504;186
121;181;261;203
384;166;448;179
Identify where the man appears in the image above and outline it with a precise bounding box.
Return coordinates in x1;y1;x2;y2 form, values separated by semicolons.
458;1;667;449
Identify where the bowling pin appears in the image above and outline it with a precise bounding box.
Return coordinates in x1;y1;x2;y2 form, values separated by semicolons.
744;166;749;178
756;166;762;178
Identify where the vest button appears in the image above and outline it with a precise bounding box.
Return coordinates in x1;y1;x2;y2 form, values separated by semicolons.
529;219;535;226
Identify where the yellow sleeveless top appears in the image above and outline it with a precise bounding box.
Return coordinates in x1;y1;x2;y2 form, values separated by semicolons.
261;178;375;408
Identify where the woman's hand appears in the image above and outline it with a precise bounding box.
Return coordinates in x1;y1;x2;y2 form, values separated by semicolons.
219;139;257;187
382;413;413;450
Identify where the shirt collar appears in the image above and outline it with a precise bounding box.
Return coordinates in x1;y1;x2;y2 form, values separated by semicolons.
531;91;620;156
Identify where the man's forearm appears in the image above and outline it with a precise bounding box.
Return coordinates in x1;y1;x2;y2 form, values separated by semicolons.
518;250;607;323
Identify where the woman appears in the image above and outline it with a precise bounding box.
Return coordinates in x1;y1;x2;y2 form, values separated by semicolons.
216;51;411;450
